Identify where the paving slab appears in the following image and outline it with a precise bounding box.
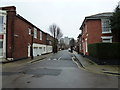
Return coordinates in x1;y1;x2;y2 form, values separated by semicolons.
73;51;120;76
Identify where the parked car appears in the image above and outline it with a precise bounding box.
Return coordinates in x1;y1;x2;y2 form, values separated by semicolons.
68;48;71;52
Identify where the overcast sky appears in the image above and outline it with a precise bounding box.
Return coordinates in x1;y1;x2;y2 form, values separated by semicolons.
0;0;119;39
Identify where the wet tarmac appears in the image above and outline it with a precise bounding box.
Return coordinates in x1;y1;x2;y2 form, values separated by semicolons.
2;50;119;88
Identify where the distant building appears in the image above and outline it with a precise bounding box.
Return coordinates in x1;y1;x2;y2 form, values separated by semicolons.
64;37;71;45
0;6;53;62
78;12;116;55
59;37;72;49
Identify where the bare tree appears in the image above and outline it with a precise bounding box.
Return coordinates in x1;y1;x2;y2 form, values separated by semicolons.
49;24;63;40
56;27;63;40
49;24;63;53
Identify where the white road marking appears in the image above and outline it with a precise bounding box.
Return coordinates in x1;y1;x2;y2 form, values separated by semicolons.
58;57;62;60
53;59;57;60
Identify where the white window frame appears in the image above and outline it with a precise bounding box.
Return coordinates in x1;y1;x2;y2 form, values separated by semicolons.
34;28;37;38
28;28;31;35
0;10;7;58
85;38;88;52
0;16;3;33
101;36;113;43
0;10;7;34
40;31;42;40
101;19;111;34
85;24;87;33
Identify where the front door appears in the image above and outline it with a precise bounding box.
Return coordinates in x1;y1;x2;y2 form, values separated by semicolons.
0;41;3;57
28;45;30;57
83;42;86;55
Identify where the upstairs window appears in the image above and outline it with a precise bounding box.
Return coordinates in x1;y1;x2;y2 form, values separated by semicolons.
40;31;42;40
28;28;31;35
0;16;3;33
101;19;111;33
34;28;37;38
85;24;87;33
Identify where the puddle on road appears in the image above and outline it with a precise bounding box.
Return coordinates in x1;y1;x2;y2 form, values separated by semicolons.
20;68;62;77
2;67;62;77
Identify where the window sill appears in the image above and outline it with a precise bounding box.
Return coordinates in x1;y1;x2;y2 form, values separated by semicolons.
102;31;112;34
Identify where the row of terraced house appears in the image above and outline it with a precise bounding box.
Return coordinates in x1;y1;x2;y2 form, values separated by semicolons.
0;6;54;62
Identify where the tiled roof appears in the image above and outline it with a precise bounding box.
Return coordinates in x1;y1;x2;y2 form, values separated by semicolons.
86;12;113;19
80;12;113;30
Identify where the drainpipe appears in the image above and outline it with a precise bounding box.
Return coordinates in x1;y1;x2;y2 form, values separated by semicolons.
11;12;15;60
31;30;34;59
6;12;8;60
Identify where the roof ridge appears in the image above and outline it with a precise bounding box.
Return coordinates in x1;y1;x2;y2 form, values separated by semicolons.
86;12;113;18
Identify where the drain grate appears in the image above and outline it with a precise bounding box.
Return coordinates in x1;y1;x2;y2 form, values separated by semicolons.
103;71;120;75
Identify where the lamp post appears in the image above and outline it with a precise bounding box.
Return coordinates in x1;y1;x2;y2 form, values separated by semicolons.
31;30;34;59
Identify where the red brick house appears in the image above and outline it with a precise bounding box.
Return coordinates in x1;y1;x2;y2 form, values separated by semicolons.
78;12;114;55
0;6;53;62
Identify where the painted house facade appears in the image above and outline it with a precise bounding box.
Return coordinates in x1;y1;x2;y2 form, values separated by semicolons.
0;6;53;62
79;12;114;55
0;9;7;60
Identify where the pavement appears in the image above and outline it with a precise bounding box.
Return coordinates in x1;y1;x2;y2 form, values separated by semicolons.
2;53;53;68
72;51;120;76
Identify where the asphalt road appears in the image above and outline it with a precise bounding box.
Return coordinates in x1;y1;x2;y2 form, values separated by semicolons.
2;50;119;88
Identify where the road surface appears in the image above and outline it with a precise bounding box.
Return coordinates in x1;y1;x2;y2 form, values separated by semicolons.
2;50;119;88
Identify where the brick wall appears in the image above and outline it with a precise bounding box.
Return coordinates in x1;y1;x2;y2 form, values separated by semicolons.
13;16;48;59
6;8;16;59
1;6;48;60
87;20;102;44
80;19;102;55
13;16;32;59
33;30;47;45
1;6;53;60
